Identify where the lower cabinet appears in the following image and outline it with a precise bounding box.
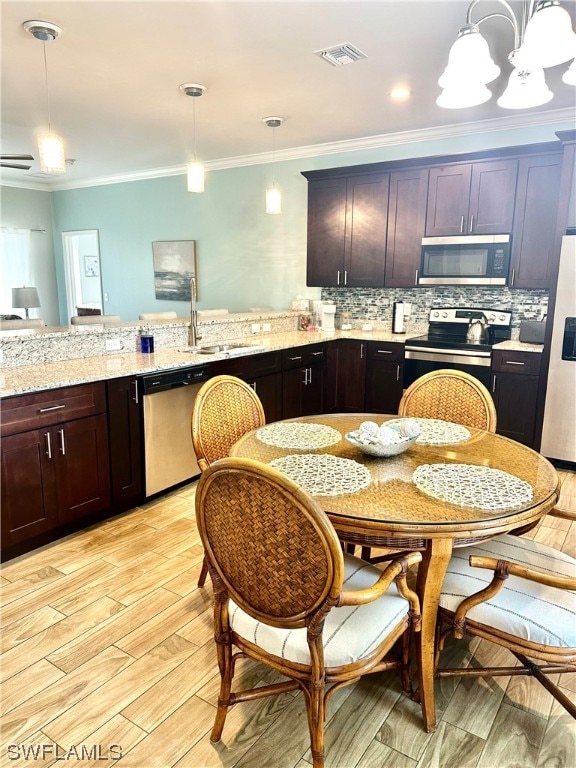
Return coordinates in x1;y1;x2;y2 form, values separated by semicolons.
365;342;404;414
212;351;282;423
282;343;327;418
491;350;541;447
326;339;367;412
1;383;111;551
107;377;143;509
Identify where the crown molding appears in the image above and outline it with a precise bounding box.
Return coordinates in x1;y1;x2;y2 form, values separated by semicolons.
4;107;574;192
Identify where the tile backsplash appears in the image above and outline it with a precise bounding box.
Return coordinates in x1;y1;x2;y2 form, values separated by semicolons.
321;287;548;328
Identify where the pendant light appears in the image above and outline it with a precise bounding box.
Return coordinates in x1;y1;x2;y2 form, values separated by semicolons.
263;117;283;215
179;83;206;193
437;0;576;110
23;20;66;174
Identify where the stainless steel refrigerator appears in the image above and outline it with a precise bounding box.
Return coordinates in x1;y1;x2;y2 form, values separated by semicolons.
540;234;576;463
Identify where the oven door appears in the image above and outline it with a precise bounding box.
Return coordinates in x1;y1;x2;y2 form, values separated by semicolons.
404;346;492;388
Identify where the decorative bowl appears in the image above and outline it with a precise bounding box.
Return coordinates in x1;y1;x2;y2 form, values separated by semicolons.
345;431;419;458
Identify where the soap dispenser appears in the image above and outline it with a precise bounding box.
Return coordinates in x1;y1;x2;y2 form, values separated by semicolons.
392;302;405;334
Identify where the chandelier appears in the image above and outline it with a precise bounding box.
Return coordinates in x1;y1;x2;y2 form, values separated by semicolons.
437;0;576;109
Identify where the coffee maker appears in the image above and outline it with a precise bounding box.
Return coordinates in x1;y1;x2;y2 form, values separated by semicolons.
312;301;336;331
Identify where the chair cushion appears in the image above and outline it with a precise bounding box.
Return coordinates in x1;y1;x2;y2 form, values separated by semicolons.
440;535;576;649
229;554;410;667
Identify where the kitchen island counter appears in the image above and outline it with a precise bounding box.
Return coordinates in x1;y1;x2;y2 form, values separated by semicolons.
0;328;423;398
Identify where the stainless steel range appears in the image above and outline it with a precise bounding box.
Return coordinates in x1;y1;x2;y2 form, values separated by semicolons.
404;307;513;389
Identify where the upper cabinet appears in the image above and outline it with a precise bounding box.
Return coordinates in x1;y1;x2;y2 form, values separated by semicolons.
306;173;389;288
425;159;518;236
510;154;562;290
385;168;429;288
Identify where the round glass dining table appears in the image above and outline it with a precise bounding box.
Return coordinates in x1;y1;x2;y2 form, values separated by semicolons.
229;413;560;732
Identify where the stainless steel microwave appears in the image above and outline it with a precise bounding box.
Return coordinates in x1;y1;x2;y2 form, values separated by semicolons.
419;235;511;286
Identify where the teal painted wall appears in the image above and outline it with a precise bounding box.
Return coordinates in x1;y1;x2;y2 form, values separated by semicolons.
4;118;573;324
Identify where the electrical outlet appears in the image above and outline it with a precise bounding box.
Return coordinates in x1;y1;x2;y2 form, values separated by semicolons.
105;338;121;351
251;323;261;334
262;322;271;332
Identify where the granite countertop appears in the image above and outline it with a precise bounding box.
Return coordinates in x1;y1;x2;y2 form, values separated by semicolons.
492;339;544;353
0;328;417;398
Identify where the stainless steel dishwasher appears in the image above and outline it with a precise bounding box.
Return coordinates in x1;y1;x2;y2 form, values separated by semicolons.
140;365;211;497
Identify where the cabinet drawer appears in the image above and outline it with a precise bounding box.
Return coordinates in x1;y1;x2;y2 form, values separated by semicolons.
492;350;541;375
1;382;107;437
212;351;281;379
282;343;326;370
367;341;404;362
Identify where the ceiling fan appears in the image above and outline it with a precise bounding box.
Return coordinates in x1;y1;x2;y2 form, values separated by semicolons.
1;154;34;170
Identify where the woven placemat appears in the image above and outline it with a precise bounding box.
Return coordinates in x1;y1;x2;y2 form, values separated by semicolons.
270;453;371;496
256;422;342;450
413;463;534;510
387;418;471;445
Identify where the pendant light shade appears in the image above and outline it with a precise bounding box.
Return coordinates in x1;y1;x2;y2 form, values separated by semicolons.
497;67;553;109
436;82;492;109
180;83;206;193
438;25;500;88
187;161;205;193
517;0;576;69
24;20;67;175
263;117;283;215
38;132;66;174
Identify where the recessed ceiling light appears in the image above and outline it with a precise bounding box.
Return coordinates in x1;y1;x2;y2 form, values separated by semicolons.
389;86;412;100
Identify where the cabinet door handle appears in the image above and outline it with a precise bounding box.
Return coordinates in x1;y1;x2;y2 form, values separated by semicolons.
510;268;515;287
250;381;257;392
344;270;348;286
311;351;324;357
469;214;474;233
38;404;66;413
308;367;312;384
492;375;497;393
415;269;419;286
289;355;303;361
45;432;52;459
302;369;308;386
506;360;525;366
396;364;400;381
58;428;66;456
337;270;341;286
360;344;364;359
132;380;139;404
460;215;465;233
377;349;393;354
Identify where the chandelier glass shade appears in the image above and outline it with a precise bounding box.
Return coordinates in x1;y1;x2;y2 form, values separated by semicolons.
180;83;206;193
187;161;205;194
437;0;576;110
263;117;283;215
38;132;66;174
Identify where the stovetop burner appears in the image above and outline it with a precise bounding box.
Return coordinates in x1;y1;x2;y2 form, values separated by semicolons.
407;307;513;352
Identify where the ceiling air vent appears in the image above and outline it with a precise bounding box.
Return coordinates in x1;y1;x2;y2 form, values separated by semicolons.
314;42;367;66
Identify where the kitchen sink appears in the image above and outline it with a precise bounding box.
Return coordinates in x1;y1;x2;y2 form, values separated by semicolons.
181;343;265;356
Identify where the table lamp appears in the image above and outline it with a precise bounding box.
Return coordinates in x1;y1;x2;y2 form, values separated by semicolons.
12;286;40;318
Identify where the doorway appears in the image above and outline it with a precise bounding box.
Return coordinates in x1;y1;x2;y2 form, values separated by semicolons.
62;230;103;321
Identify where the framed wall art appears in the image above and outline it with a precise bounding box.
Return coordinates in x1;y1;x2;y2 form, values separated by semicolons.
84;255;100;277
152;240;197;301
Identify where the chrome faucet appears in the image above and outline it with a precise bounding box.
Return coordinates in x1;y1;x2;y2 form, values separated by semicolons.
188;276;202;349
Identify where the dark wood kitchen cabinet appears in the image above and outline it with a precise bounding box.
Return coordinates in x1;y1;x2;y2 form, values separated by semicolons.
365;342;404;414
107;376;143;509
326;339;367;412
510;154;562;290
212;351;282;423
491;349;541;447
306;173;389;288
282;343;327;418
1;383;111;550
425;159;517;237
385;168;429;287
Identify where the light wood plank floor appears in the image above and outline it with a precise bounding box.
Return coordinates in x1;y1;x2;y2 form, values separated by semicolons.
1;470;575;768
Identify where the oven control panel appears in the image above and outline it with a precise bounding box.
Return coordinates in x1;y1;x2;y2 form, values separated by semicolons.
429;307;512;327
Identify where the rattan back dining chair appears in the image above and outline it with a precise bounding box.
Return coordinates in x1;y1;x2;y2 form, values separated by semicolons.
191;375;266;586
196;457;423;768
435;526;576;718
398;369;497;432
